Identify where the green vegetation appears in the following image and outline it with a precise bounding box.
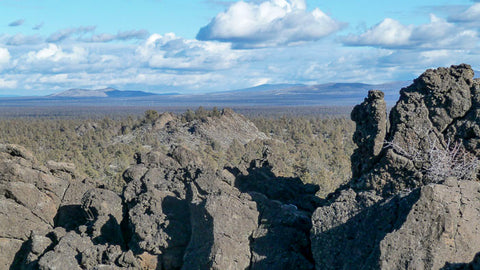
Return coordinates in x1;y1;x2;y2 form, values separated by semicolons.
250;116;355;196
0;108;355;196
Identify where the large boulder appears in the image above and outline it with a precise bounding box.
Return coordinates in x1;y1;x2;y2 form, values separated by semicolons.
123;151;191;269
311;180;480;269
123;149;318;269
0;144;69;269
182;174;259;270
24;187;138;270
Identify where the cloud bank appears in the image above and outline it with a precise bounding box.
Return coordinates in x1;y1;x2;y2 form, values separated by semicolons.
137;33;246;71
3;1;480;96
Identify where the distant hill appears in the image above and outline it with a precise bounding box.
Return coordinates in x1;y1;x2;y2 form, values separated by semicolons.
0;81;412;107
49;88;159;98
199;81;411;105
216;83;306;94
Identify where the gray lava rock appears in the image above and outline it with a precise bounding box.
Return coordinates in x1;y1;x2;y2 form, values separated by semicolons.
0;144;69;269
81;188;124;246
312;64;480;270
183;186;259;270
351;90;387;178
123;147;317;270
312;181;480;269
123;151;191;269
352;64;480;196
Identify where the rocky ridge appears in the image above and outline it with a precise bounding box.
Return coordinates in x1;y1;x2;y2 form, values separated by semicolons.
1;109;319;269
3;64;480;269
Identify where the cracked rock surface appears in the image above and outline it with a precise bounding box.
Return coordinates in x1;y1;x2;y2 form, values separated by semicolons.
124;150;318;270
0;144;69;269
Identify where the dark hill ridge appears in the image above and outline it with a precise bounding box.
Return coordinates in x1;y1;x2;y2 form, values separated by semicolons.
203;81;410;105
49;87;159;98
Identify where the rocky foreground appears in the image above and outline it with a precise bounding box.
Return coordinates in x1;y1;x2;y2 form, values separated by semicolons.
2;64;480;269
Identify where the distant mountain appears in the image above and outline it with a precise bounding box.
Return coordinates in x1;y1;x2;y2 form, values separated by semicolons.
198;81;411;105
215;83;306;94
49;88;159;98
0;81;412;107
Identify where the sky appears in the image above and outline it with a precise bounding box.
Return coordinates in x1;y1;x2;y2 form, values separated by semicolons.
0;0;479;96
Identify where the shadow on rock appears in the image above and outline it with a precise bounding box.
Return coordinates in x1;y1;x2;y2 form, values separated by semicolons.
155;194;192;270
232;159;320;270
181;198;215;270
9;238;33;270
441;252;480;269
54;205;86;231
92;214;124;246
311;189;421;269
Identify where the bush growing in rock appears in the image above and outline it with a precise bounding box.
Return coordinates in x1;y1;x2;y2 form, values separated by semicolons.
385;128;480;183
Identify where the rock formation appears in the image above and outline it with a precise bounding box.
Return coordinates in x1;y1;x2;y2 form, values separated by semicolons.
311;64;480;269
123;149;318;269
352;64;479;196
350;90;387;178
1;109;318;269
0;144;69;269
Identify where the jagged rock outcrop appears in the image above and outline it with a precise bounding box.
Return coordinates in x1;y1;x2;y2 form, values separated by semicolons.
26;187;138;270
118;109;268;152
311;64;480;269
1;108;316;269
0;144;69;269
8;64;480;269
351;90;387;178
0;146;137;269
123;149;318;269
352;64;479;196
193;108;269;148
312;180;480;269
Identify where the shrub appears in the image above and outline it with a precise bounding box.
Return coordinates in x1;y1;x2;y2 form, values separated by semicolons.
385;130;480;183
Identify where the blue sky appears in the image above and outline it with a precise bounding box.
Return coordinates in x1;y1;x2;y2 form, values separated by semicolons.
0;0;478;95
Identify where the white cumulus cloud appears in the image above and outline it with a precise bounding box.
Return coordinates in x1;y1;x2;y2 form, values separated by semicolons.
343;15;479;50
343;18;412;47
449;3;480;24
137;33;245;70
0;48;10;69
0;78;17;89
26;44;87;63
196;0;344;48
